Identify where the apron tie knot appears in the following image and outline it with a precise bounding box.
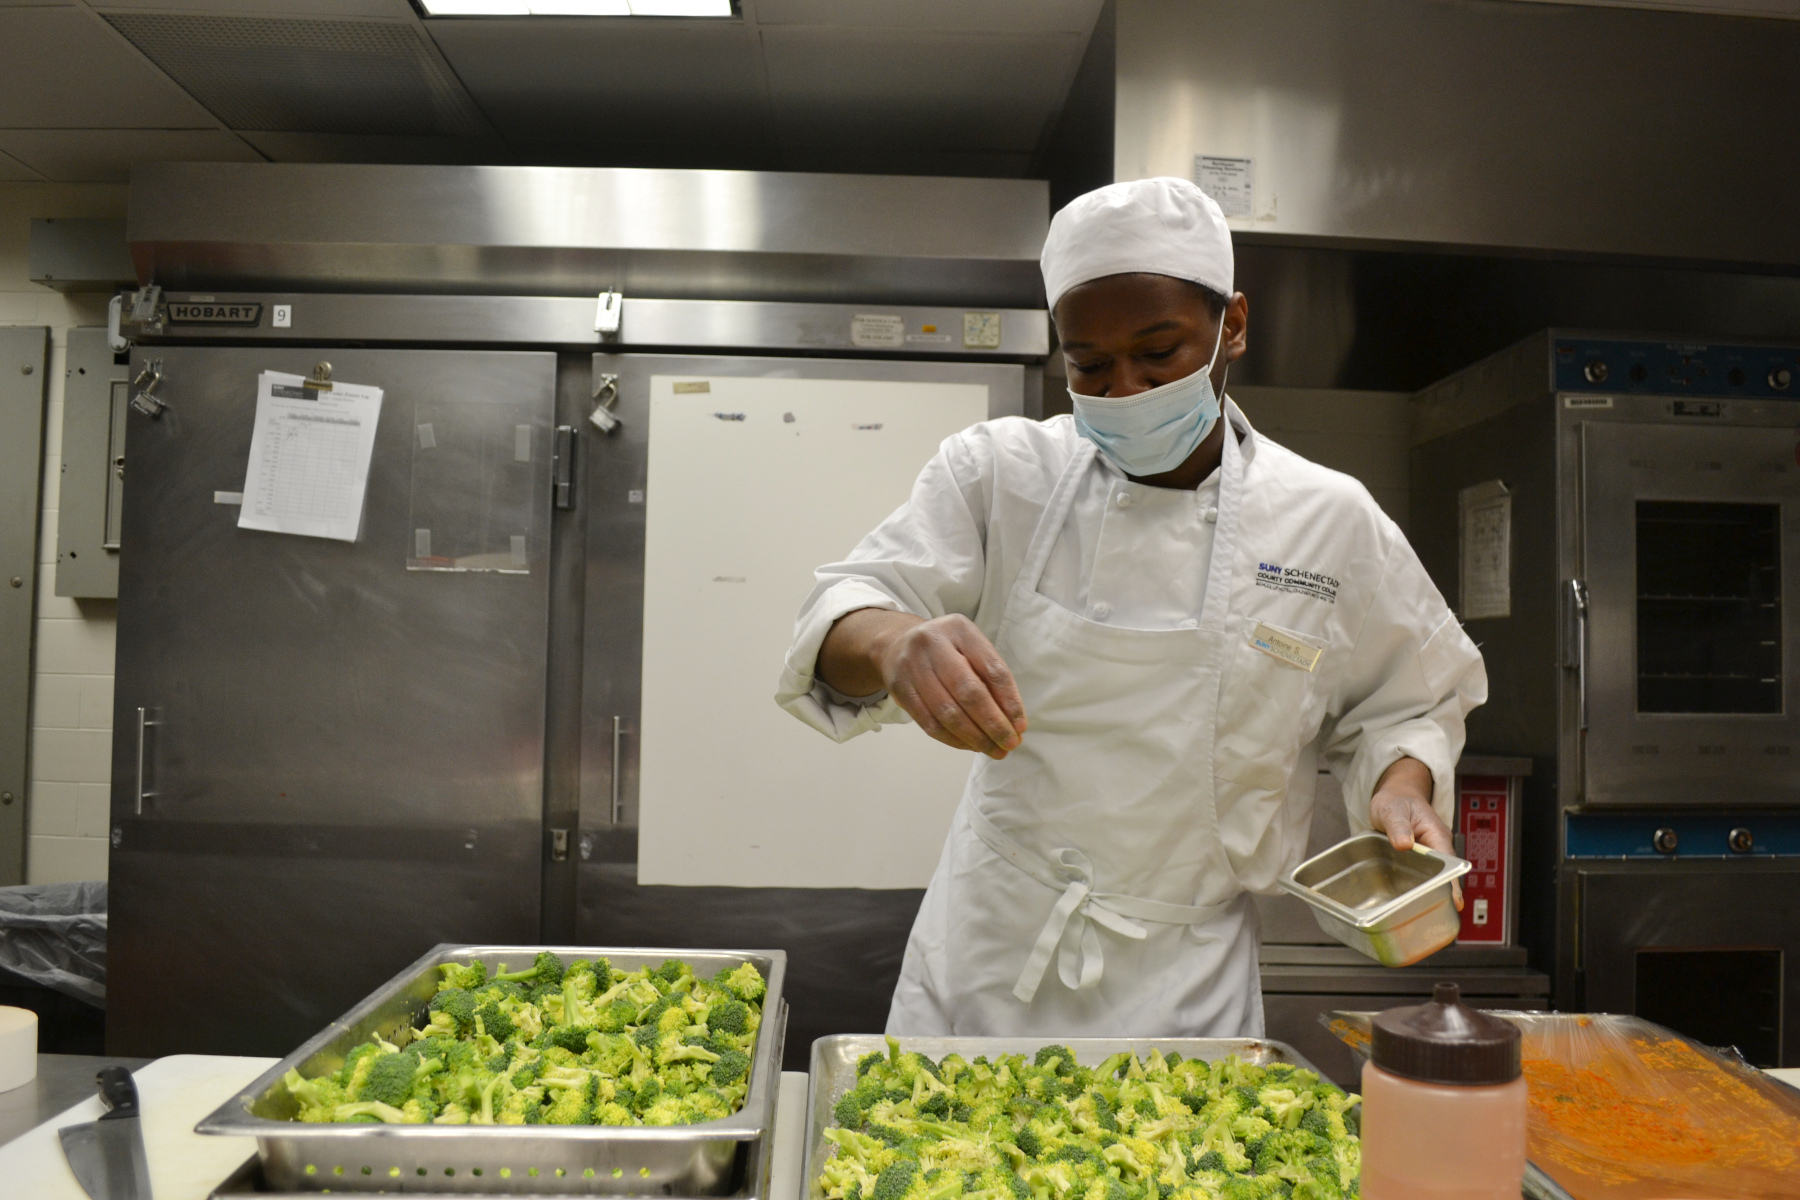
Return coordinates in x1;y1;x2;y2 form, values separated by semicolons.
965;804;1237;1007
1011;848;1151;1004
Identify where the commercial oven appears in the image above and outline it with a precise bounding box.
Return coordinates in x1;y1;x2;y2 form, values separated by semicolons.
1410;331;1800;1066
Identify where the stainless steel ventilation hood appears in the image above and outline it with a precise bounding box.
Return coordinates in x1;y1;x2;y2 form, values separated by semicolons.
127;163;1050;307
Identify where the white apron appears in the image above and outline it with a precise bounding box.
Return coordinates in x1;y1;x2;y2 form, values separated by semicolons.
888;431;1263;1038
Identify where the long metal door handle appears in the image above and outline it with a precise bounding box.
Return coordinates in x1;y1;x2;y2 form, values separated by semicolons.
134;706;158;815
611;715;624;825
1569;580;1590;731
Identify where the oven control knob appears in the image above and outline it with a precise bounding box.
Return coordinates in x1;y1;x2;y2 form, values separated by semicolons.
1771;367;1793;390
1729;827;1754;854
1584;359;1609;383
1652;827;1679;855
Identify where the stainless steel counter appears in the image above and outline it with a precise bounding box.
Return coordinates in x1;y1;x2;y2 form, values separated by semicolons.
0;1053;154;1150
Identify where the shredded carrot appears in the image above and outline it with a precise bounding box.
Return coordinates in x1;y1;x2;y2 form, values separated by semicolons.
1519;1025;1800;1200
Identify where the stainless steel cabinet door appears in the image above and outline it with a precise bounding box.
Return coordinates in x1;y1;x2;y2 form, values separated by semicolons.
109;347;556;1056
1581;421;1800;806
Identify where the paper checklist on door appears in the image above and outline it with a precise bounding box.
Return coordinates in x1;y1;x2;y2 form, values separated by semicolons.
239;370;383;542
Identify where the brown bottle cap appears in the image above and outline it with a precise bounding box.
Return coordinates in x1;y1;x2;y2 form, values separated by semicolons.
1370;982;1521;1085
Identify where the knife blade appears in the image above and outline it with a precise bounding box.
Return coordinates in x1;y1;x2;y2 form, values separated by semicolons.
58;1066;154;1200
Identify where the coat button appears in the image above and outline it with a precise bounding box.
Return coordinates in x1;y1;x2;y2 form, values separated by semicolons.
1204;507;1218;523
1093;603;1112;620
1116;492;1132;509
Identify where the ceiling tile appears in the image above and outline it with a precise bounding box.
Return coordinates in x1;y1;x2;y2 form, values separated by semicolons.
750;0;1104;34
102;13;489;136
0;8;223;128
426;18;769;145
0;129;262;182
0;148;44;182
93;0;417;13
762;29;1083;152
239;130;508;162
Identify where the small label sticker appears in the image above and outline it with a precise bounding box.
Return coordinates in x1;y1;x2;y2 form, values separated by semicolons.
628;489;645;504
1195;155;1254;218
213;490;243;505
1564;394;1614;408
963;312;1002;349
272;304;292;329
510;534;527;567
417;422;436;449
415;528;432;559
514;424;532;462
851;313;905;349
673;380;710;394
1249;622;1323;672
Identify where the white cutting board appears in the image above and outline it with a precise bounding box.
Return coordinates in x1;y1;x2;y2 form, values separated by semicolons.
0;1054;276;1199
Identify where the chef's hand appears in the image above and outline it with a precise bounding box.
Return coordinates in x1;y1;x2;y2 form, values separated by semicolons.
819;609;1027;759
1367;757;1462;911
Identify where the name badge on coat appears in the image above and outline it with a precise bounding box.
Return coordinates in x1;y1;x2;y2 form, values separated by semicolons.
1249;622;1323;672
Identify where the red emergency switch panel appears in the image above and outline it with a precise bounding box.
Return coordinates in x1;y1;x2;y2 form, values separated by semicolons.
1456;775;1509;944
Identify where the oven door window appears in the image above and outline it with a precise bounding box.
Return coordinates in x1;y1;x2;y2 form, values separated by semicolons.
1637;500;1782;714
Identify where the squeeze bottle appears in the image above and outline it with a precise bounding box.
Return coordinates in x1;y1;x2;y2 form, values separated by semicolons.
1360;982;1527;1200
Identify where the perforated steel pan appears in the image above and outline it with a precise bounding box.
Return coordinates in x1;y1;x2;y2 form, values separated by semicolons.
196;944;787;1196
804;1035;1323;1200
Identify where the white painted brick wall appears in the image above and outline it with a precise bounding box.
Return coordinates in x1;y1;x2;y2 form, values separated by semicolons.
2;183;128;883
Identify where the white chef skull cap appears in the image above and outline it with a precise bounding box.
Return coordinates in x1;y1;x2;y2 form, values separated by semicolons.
1040;177;1233;312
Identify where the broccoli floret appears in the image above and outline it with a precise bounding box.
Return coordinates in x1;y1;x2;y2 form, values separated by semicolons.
477;1001;516;1044
711;1049;750;1086
715;962;766;1002
537;1024;597;1054
709;997;750;1035
357;1050;435;1107
1034;1045;1078;1076
857;1051;887;1077
334;1100;408;1124
871;1161;918;1200
438;961;488;991
494;950;566;986
430;988;478;1032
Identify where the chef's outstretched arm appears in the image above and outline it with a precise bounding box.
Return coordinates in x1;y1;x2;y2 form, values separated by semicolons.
819;609;1026;759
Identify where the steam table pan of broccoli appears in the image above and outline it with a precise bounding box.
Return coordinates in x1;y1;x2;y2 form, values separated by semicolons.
196;944;788;1196
805;1036;1360;1200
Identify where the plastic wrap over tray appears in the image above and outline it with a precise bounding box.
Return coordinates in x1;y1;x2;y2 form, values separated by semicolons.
196;945;787;1196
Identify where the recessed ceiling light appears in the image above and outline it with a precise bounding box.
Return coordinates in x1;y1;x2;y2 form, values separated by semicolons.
626;0;732;13
418;0;731;13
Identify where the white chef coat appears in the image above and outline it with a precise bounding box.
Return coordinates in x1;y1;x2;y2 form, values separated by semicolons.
775;402;1486;1030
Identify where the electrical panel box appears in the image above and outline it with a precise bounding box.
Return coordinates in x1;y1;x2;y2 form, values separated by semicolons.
57;327;129;599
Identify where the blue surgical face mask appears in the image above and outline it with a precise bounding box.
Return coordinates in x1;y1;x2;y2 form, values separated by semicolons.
1068;319;1226;477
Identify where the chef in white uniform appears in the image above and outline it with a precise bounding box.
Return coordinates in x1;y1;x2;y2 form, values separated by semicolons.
775;177;1487;1037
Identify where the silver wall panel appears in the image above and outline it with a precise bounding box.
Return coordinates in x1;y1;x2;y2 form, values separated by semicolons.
108;346;555;1056
56;328;128;600
126;164;1050;307
1117;0;1800;266
0;328;48;886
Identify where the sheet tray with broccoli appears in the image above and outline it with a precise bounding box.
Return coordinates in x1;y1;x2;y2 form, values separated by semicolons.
196;944;788;1196
805;1037;1359;1200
